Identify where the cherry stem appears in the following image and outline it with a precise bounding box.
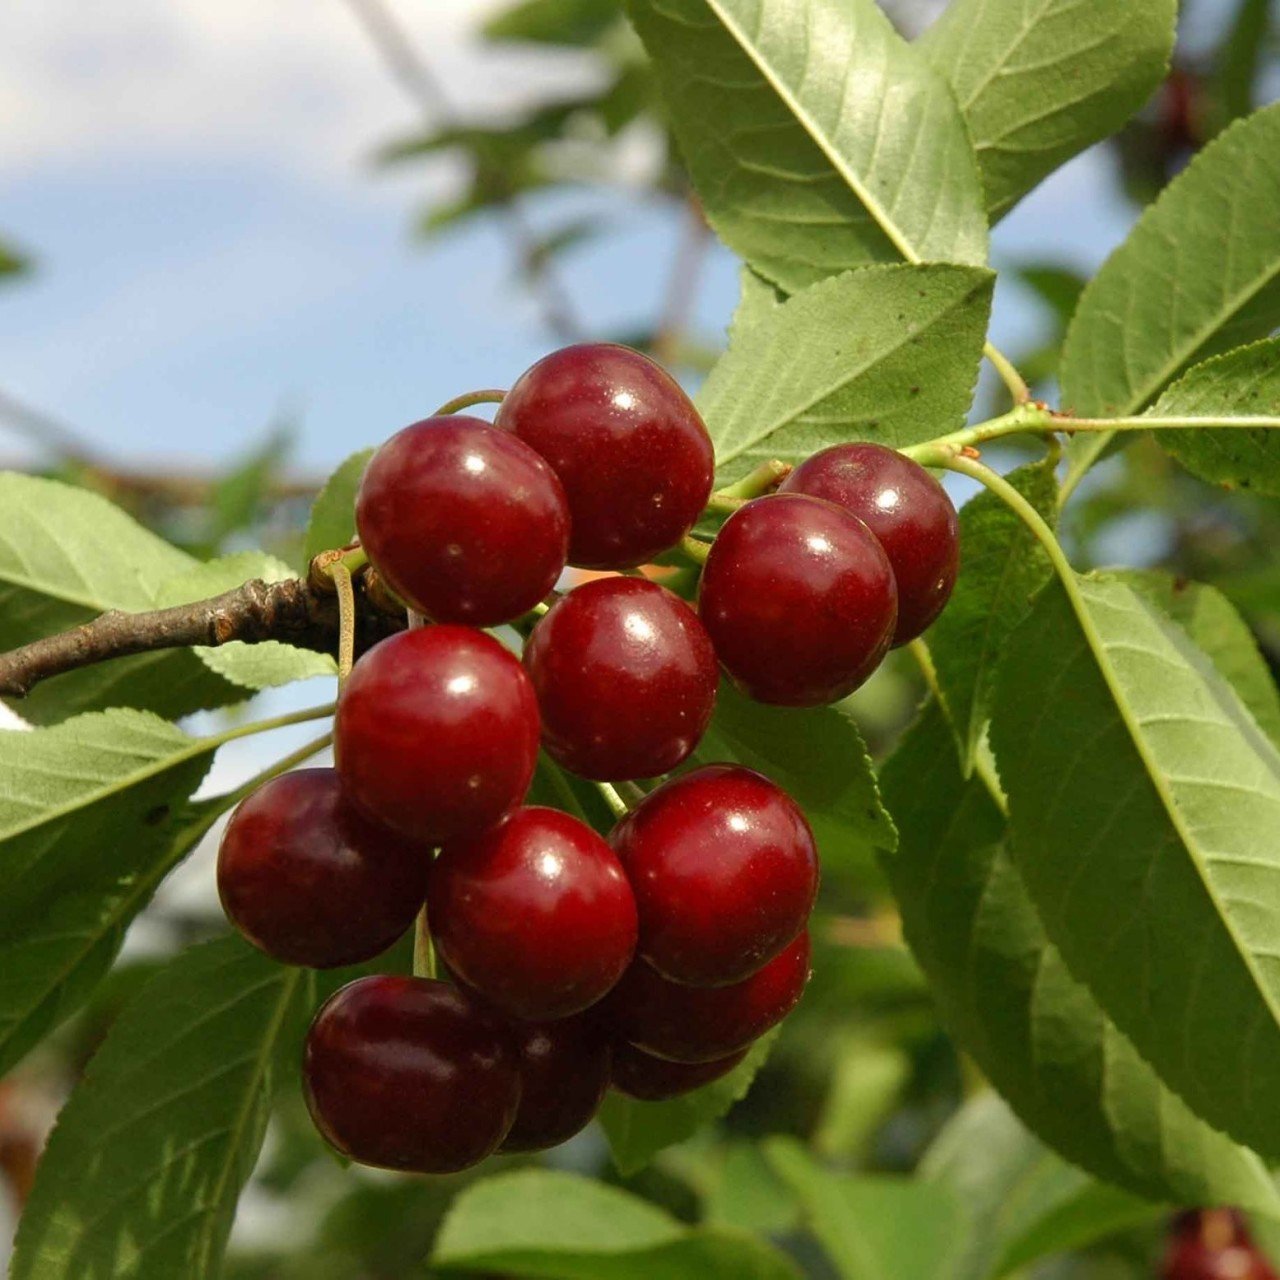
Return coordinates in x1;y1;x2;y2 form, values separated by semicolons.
435;389;507;416
983;341;1031;405
217;732;335;811
617;780;648;805
330;562;357;684
595;782;630;821
680;534;712;566
413;903;438;980
707;459;792;508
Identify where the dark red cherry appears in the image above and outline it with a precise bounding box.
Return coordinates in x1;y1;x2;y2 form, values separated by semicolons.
607;931;810;1063
780;442;959;645
428;806;638;1020
217;768;429;968
698;493;897;706
524;578;718;781
355;416;569;625
496;343;714;568
610;1042;747;1101
499;1015;612;1152
1162;1212;1277;1280
303;976;520;1173
610;765;817;987
335;626;539;844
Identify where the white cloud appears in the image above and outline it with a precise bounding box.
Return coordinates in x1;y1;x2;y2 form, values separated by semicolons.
0;0;600;179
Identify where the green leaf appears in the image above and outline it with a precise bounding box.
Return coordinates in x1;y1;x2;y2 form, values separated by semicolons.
526;752;616;834
0;710;221;1074
992;572;1280;1161
11;937;312;1280
0;237;30;279
1213;0;1271;129
627;0;988;294
433;1169;801;1279
812;1034;909;1161
882;700;1280;1212
0;473;253;723
599;1030;778;1176
766;1138;966;1280
158;552;338;689
1145;340;1280;496
928;458;1059;769
694;681;896;888
1060;104;1280;482
1116;569;1280;752
698;265;993;484
704;1142;800;1234
304;448;373;565
921;1094;1161;1280
919;0;1175;220
484;0;622;45
727;267;784;343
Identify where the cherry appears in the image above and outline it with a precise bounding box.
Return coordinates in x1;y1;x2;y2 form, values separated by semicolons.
217;768;429;968
496;343;714;568
303;976;520;1173
607;931;811;1063
355;416;569;625
610;1042;747;1101
698;493;897;706
780;442;959;645
428;806;638;1020
335;626;539;844
1162;1212;1278;1280
610;764;817;987
499;1015;612;1152
524;578;718;781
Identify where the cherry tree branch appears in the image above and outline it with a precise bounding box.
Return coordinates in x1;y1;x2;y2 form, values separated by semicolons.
0;577;404;698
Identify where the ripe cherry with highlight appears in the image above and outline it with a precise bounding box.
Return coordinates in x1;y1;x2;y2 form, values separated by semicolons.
217;768;429;969
303;976;520;1173
610;764;817;987
497;343;714;568
335;626;540;844
356;415;569;625
698;493;897;706
428;806;638;1021
524;577;718;781
781;442;959;645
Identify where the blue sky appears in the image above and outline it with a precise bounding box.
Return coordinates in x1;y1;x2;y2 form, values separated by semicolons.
0;0;1161;481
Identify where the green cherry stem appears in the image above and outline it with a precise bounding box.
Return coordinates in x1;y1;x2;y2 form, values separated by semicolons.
435;389;507;416
680;534;712;565
595;782;630;821
983;341;1032;406
705;459;792;511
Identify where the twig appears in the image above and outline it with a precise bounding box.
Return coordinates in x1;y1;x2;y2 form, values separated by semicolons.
343;0;585;342
0;577;403;698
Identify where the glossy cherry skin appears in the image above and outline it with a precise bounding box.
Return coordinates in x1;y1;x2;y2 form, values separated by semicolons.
217;768;430;968
780;443;959;645
610;764;817;987
607;931;810;1063
610;1042;747;1101
428;806;638;1020
496;343;714;568
698;493;897;706
303;976;521;1173
524;578;718;780
335;626;539;844
356;415;569;625
1162;1212;1277;1280
499;1014;612;1152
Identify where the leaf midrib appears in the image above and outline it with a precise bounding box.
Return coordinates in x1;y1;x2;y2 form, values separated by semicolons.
703;0;921;264
1060;578;1280;1052
190;966;304;1275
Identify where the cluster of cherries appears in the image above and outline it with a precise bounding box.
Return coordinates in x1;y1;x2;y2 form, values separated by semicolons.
216;343;959;1174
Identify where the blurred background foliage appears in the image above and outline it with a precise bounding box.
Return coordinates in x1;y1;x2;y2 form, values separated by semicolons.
0;1;1278;1276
